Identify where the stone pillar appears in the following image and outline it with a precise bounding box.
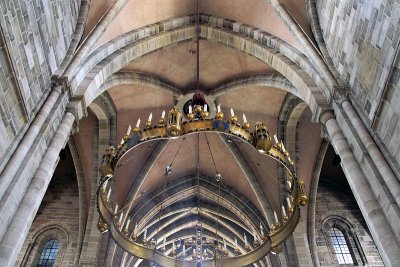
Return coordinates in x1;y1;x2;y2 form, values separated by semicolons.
332;88;400;242
0;84;64;241
342;100;400;206
320;111;400;267
0;111;76;267
0;88;61;192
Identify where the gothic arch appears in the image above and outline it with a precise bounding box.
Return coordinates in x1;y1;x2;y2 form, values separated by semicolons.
77;93;118;266
20;224;69;267
321;215;367;265
68;15;331;119
307;140;329;267
66;140;87;264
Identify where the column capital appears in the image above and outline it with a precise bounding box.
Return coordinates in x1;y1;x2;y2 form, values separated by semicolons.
66;98;87;134
319;110;335;125
332;85;350;105
51;76;70;94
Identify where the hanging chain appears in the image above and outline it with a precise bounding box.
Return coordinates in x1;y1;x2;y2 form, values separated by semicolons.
154;139;183;255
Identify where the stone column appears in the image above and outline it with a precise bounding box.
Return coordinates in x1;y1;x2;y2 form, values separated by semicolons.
0;87;61;198
320;111;400;267
342;100;400;206
0;111;76;267
0;84;64;241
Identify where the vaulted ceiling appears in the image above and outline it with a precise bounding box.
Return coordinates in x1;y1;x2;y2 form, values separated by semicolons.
73;0;323;264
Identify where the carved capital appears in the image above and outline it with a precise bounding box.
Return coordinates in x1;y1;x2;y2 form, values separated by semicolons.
66;98;87;134
51;76;70;94
332;85;350;105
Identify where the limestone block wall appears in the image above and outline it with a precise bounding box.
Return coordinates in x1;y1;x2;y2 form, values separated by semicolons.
0;29;25;166
316;0;400;169
15;172;80;266
0;0;80;166
315;182;384;266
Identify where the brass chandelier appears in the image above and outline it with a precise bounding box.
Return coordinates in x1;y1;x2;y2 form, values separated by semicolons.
97;102;308;266
96;1;308;265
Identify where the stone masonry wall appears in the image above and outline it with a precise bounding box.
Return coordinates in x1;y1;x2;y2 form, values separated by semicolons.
0;0;81;167
15;171;80;266
316;0;400;170
315;182;383;266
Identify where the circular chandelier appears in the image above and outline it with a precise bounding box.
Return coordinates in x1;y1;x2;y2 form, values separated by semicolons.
96;1;307;265
96;99;308;266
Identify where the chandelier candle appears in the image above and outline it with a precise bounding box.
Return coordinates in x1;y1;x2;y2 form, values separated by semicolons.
273;134;279;144
106;188;111;201
125;219;131;231
133;222;138;237
282;205;287;218
287;197;292;209
287;180;292;190
118;212;124;226
274;210;279;224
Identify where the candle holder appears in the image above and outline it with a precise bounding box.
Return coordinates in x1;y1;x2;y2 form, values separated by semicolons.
132;127;140;134
215;112;224;120
200;111;209;119
158;118;165;126
187;112;195;121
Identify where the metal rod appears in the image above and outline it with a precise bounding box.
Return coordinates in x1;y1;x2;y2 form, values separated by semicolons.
196;0;200;91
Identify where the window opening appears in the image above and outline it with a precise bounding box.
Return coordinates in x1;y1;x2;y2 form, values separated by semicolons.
38;239;60;267
329;228;353;264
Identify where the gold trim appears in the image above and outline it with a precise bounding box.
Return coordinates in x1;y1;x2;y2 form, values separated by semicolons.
97;112;308;265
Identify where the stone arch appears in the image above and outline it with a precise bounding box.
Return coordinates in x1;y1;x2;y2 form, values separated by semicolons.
66;139;87;264
264;0;338;88
321;214;367;265
276;95;311;266
56;0;92;76
307;140;330;267
211;74;297;98
20;224;69;267
68;15;331;118
97;72;182;99
305;0;341;82
77;92;117;266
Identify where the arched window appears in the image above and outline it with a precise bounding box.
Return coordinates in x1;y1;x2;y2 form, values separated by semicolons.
328;227;353;264
322;216;367;266
38;239;60;266
20;225;69;266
